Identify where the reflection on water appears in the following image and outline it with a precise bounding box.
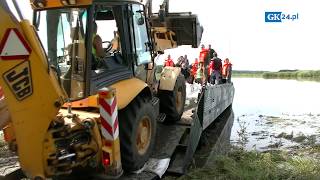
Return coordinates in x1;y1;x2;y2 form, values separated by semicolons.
231;78;320;151
232;78;320;116
264;77;320;83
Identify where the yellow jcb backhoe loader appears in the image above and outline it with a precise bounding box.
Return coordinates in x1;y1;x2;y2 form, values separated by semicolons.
0;0;202;179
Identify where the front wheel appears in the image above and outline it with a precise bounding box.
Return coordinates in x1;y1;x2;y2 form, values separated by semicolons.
118;96;157;171
159;74;186;122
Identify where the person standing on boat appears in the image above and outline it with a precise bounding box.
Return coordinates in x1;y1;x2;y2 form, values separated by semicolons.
222;58;232;83
189;58;199;84
211;57;222;84
176;55;189;79
164;54;174;67
199;44;210;82
208;59;214;84
196;62;205;84
208;44;217;60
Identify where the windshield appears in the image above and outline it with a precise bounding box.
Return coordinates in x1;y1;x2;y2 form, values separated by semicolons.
36;8;88;99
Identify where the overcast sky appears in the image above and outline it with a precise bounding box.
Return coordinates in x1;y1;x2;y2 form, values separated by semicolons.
10;0;320;71
167;0;320;71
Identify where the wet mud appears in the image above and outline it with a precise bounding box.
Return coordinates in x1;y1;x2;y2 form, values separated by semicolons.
231;113;320;152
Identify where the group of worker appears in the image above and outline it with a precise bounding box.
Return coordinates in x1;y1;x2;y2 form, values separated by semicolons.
163;44;232;85
163;54;191;78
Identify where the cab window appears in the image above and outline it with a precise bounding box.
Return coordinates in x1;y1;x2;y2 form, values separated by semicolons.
131;4;152;65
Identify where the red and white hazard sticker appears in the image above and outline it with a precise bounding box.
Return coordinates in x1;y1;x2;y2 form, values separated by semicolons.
0;28;31;60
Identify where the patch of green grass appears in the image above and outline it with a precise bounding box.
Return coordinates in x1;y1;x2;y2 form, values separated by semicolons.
180;147;320;180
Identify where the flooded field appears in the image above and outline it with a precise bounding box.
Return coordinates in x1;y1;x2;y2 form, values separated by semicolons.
180;77;320;179
231;78;320;151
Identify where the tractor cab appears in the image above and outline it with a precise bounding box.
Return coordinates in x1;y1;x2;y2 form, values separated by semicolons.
33;0;154;100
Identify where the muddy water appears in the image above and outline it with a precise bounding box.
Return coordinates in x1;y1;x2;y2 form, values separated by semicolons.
231;78;320;151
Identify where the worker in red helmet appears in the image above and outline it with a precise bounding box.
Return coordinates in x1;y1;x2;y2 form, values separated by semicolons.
163;54;175;67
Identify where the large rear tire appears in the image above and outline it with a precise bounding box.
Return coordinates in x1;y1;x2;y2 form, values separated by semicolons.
118;96;157;171
159;74;186;122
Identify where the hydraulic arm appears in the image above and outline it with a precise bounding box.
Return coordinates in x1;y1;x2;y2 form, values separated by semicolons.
0;1;65;178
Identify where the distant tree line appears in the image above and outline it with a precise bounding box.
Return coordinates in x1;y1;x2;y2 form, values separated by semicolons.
232;70;266;78
262;70;320;79
234;70;320;80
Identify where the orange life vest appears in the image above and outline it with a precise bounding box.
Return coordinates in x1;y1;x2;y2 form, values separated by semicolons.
208;61;214;75
199;48;209;63
191;62;198;76
222;63;232;77
164;58;174;67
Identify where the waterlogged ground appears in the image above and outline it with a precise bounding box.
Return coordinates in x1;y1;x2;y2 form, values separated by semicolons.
232;113;320;151
180;78;320;180
231;78;320;152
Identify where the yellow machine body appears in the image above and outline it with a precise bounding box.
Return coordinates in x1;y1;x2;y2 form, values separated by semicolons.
66;78;148;110
0;5;65;178
31;0;93;10
0;0;196;178
159;66;181;91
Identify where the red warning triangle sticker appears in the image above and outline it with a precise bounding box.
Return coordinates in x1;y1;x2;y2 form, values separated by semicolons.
0;28;32;60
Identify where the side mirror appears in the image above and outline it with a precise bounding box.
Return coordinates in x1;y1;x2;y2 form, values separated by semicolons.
136;10;145;25
138;16;145;25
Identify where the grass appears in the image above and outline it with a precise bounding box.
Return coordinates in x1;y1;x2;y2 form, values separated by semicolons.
179;147;320;180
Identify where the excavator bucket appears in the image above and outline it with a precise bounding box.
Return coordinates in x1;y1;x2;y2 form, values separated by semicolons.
166;13;203;48
151;12;203;49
